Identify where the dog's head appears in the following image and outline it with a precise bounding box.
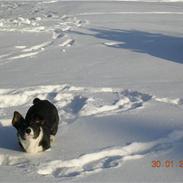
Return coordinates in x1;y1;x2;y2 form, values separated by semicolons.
12;111;43;141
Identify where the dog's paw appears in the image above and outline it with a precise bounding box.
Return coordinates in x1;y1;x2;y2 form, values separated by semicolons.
45;148;51;152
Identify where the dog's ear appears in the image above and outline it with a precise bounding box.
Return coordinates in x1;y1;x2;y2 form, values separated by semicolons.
12;111;24;129
33;98;41;105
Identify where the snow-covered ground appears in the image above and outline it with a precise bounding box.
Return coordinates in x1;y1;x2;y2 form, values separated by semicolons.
0;1;183;182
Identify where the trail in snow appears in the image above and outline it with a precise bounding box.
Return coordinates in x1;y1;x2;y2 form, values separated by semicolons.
0;128;182;179
37;130;183;178
0;1;182;64
0;154;29;167
0;84;182;126
0;2;86;63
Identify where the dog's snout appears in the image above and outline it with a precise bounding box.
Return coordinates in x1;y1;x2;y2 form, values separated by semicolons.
25;128;32;134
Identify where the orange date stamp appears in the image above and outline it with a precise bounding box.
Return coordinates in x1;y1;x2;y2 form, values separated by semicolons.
152;160;183;168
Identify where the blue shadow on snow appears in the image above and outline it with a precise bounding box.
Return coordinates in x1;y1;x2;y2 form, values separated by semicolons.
73;29;183;64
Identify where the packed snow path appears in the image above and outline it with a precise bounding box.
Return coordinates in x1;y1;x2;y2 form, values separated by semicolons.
0;84;183;125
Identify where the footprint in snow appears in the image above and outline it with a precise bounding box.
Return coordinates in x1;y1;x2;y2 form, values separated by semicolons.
37;130;183;178
0;85;182;125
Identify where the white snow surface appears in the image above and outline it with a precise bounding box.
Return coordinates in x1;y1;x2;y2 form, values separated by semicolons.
0;1;183;182
9;0;183;2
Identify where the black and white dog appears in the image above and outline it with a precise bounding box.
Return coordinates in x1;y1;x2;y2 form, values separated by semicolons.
12;98;59;153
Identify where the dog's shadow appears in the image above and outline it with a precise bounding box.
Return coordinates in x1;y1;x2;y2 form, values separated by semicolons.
0;123;21;152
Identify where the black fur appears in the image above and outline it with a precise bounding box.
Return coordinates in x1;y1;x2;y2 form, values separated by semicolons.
12;98;59;152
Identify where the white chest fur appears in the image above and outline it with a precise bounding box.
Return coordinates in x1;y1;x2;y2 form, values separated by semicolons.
19;127;43;153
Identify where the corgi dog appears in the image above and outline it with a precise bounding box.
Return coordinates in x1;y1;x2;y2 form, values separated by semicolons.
12;98;59;153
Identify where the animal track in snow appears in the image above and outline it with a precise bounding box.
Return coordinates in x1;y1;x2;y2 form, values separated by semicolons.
0;85;151;125
0;84;182;126
0;2;86;62
0;154;29;167
79;90;152;117
37;130;183;178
